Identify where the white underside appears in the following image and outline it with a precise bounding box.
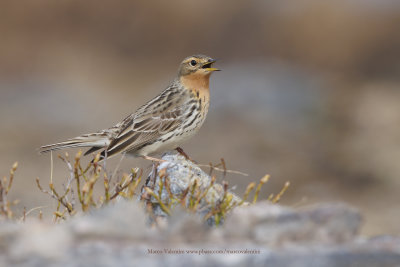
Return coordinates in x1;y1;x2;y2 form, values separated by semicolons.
126;132;193;157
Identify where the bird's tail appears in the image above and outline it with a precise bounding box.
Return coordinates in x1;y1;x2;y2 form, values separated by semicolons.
39;133;110;155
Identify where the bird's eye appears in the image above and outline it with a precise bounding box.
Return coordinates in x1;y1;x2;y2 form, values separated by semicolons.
190;60;197;66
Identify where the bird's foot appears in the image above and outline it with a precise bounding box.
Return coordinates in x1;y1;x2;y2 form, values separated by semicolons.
176;147;196;163
141;155;167;163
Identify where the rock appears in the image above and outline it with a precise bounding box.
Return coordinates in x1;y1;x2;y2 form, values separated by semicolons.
224;202;361;246
0;201;400;266
11;220;71;261
69;199;151;240
142;151;242;225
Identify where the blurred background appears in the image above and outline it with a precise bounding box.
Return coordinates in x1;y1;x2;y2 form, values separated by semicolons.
1;0;400;236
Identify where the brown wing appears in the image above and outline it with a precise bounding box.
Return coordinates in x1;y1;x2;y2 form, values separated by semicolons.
101;85;192;157
83;113;135;156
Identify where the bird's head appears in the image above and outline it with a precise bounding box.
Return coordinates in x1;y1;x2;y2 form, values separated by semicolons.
178;55;219;77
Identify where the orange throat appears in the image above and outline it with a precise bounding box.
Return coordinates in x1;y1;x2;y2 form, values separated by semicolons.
180;72;210;101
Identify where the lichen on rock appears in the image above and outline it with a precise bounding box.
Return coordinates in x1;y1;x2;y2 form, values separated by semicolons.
141;151;242;225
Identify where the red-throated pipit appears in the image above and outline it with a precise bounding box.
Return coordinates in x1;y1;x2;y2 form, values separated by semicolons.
39;55;219;161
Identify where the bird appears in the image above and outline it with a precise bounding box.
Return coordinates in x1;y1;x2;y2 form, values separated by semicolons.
39;55;219;162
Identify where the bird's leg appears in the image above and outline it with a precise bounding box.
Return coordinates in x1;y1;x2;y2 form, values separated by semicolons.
176;147;189;159
149;162;159;189
141;155;167;163
176;147;196;163
142;160;161;199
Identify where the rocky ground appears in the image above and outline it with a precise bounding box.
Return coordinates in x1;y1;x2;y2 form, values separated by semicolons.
1;201;400;267
1;153;399;267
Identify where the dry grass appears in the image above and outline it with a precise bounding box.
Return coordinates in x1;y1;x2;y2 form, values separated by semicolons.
140;157;290;226
35;151;142;222
0;162;19;219
1;151;289;225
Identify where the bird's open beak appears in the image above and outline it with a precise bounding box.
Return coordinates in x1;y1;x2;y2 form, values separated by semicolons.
202;60;220;72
